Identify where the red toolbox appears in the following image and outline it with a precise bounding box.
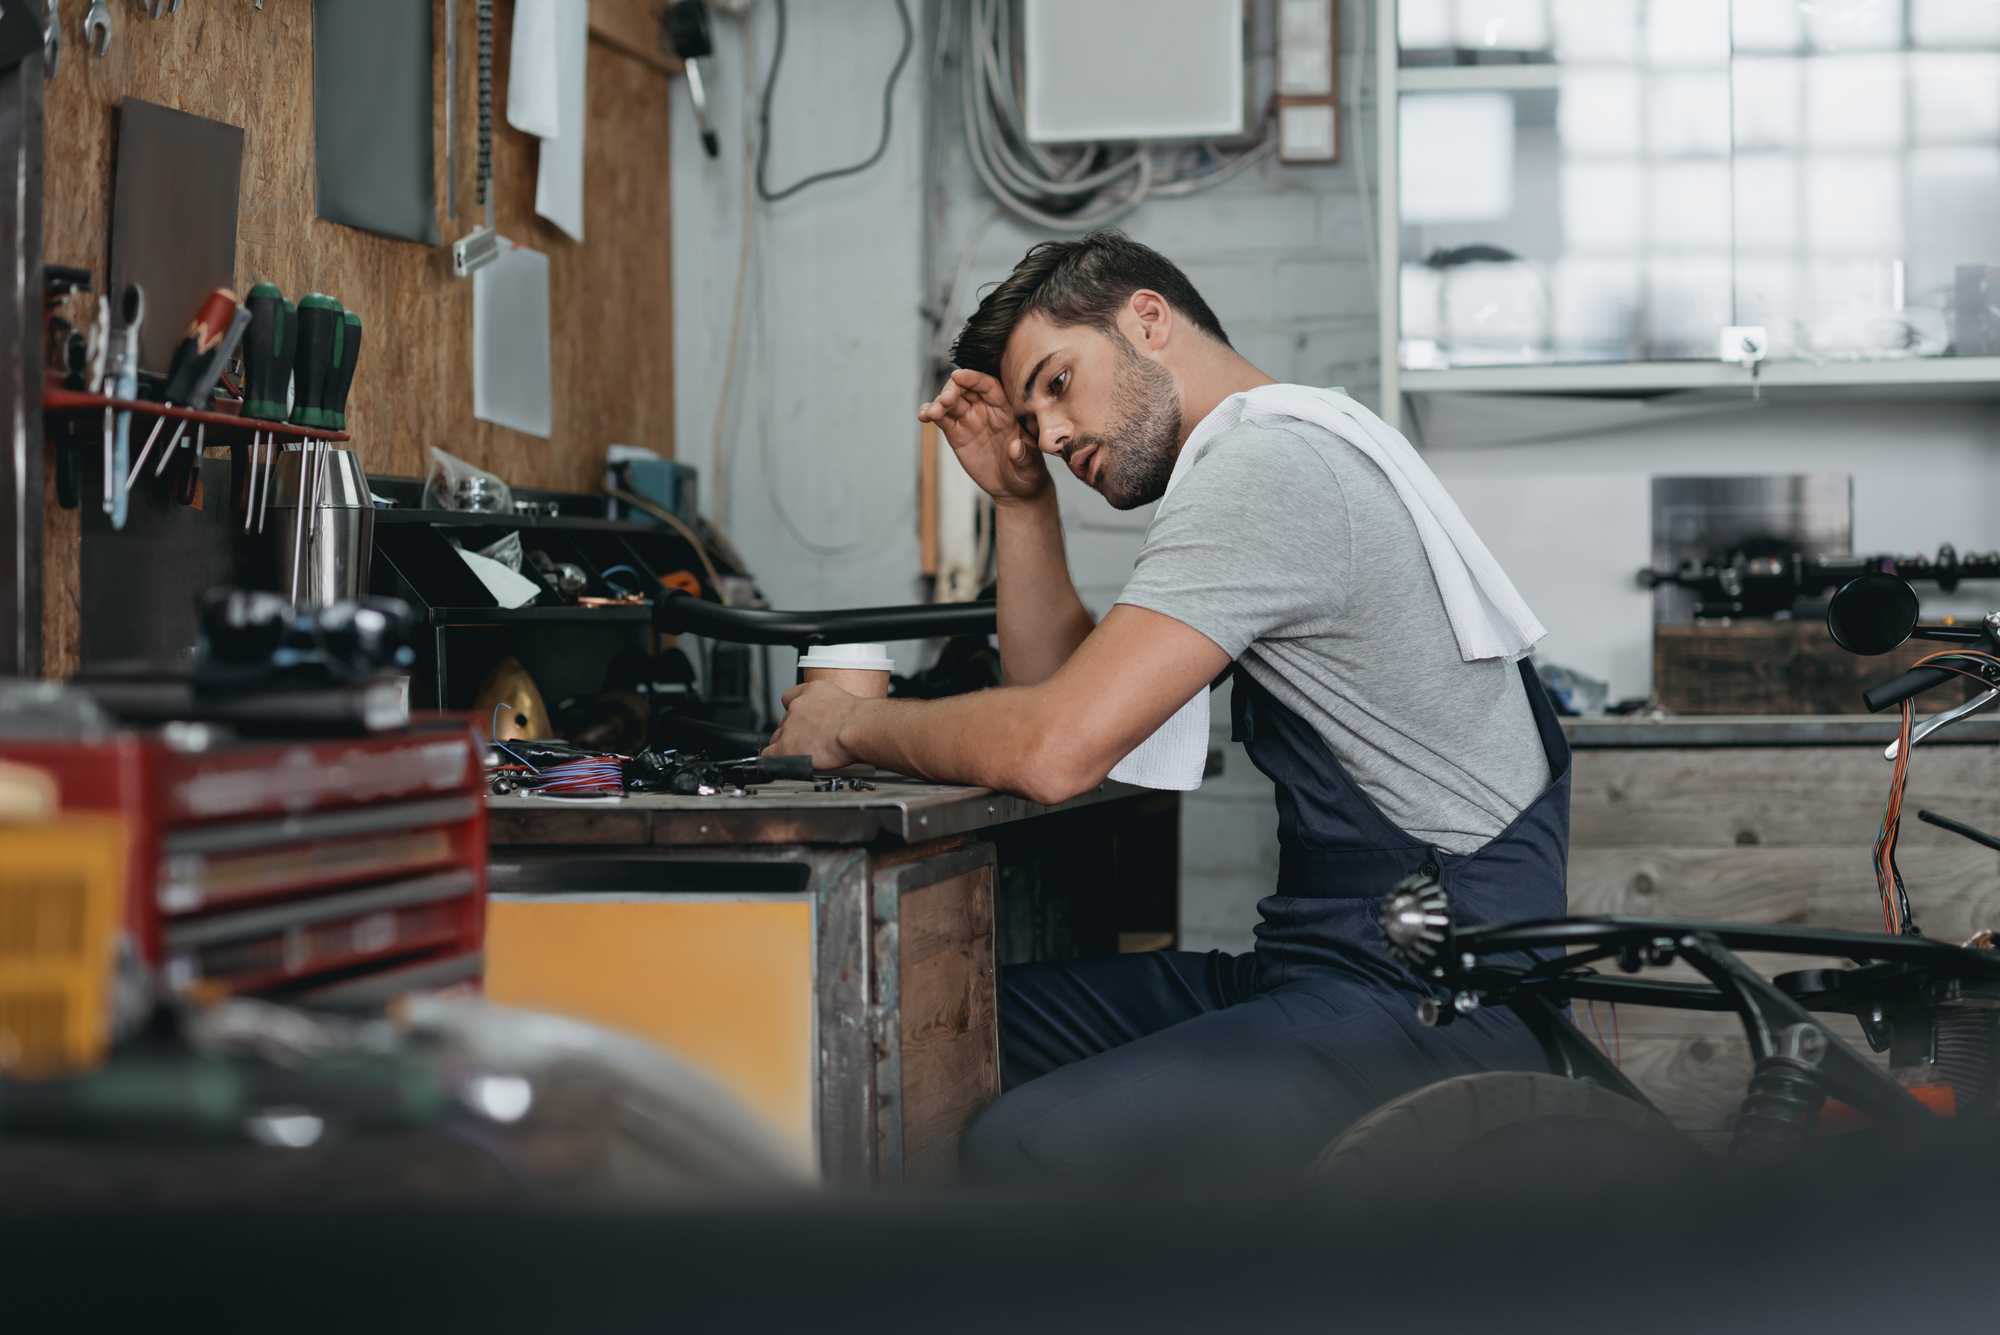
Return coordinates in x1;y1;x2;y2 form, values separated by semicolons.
0;718;487;1006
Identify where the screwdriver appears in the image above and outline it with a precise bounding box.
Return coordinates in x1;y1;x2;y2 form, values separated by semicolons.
326;309;362;431
133;287;237;482
240;282;293;421
285;295;347;596
165;300;251;506
139;287;238;493
239;283;294;528
162;287;240;408
289;293;344;433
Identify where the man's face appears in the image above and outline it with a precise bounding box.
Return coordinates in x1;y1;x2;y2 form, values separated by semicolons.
997;311;1184;510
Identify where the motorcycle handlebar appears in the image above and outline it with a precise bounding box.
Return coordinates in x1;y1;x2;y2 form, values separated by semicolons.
1863;664;1962;713
651;590;998;647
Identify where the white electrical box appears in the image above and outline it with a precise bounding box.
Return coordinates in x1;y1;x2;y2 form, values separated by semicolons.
1023;0;1245;144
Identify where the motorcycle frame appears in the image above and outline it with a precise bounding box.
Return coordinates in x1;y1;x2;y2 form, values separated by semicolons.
1426;915;2000;1131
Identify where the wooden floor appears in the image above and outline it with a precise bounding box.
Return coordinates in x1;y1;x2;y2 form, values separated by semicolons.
1567;743;2000;1131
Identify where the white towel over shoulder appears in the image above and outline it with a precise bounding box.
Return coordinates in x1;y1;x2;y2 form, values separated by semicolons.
1106;385;1544;792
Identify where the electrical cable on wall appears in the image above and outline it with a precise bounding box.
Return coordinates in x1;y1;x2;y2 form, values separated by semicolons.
961;0;1277;233
757;0;916;202
1352;0;1377;305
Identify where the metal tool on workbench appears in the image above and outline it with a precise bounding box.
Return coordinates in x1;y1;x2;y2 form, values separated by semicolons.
84;0;108;58
275;441;374;609
452;0;500;277
103;285;142;531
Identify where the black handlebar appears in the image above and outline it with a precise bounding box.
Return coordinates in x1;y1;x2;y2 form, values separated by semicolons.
1863;664;1962;713
651;591;998;647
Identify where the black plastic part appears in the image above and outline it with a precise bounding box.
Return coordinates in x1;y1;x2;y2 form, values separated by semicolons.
240;285;289;421
665;0;713;59
751;754;812;782
1827;572;1920;655
326;310;362;430
651;712;767;757
1910;623;1987;643
1918;808;2000;853
43;264;91;296
651;589;997;647
289;297;343;428
52;418;78;508
1732;1055;1825;1152
1457;915;2000;980
1863;664;1962;713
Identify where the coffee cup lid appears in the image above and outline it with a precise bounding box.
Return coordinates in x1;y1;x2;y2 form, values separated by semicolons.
798;642;894;673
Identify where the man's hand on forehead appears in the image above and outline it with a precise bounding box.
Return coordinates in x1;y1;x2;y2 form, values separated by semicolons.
919;368;1051;506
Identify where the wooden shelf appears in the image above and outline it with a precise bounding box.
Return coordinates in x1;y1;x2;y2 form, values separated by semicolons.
1396;64;1562;92
373;508;662;535
1400;356;2000;396
43;385;351;446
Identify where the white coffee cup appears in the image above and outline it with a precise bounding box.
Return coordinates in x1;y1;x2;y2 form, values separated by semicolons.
798;643;894;698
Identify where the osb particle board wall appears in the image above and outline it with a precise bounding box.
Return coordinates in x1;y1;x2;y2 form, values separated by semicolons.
38;0;676;678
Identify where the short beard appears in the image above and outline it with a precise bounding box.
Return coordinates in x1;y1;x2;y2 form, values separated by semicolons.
1084;340;1183;510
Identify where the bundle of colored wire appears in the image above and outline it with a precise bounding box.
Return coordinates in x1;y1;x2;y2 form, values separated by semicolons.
1876;647;2000;934
1877;699;1915;934
526;758;625;795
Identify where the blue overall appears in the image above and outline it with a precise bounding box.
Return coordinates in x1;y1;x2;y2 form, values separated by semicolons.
960;661;1572;1184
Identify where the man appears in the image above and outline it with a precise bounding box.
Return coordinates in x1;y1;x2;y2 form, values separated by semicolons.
767;231;1569;1183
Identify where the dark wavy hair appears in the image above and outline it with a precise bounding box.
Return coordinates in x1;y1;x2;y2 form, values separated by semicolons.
949;230;1231;379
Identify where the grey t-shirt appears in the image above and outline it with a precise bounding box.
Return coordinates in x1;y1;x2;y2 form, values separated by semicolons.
1115;413;1550;855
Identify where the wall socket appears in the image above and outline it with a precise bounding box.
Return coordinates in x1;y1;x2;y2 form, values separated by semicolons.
1720;326;1768;365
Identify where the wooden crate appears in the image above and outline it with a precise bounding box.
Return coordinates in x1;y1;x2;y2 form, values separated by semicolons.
1568;741;2000;1133
1653;621;1980;714
872;848;1002;1187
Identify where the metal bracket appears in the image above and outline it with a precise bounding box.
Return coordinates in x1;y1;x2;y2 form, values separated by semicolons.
1676;932;1935;1133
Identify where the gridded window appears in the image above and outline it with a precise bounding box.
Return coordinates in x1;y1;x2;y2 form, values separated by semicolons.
1396;0;2000;370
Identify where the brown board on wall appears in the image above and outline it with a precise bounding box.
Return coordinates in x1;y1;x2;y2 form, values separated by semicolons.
39;0;677;678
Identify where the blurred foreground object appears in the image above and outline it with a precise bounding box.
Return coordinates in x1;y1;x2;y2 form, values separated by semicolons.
0;997;810;1205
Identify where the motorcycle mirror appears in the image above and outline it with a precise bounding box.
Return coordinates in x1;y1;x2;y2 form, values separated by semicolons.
1827;573;1920;655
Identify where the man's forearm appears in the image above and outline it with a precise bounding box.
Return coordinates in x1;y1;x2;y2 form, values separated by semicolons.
836;689;1077;805
995;492;1095;686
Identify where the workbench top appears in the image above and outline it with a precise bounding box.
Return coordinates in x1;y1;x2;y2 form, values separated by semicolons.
486;776;1156;847
1563;715;2000;749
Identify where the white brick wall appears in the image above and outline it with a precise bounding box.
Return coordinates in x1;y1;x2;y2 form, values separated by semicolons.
928;1;1383;954
675;0;1384;956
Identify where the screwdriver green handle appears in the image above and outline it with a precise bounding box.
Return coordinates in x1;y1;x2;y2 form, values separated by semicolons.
241;282;291;422
288;293;344;431
326;310;363;431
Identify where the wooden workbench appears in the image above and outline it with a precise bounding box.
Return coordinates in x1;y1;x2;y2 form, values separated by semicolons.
1564;715;2000;1135
483;777;1177;1188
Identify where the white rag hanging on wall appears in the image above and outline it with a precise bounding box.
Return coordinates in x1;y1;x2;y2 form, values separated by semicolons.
507;0;588;241
1106;384;1546;791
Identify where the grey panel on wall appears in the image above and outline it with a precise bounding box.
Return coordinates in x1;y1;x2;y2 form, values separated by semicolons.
313;0;440;246
80;459;259;668
108;99;243;375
